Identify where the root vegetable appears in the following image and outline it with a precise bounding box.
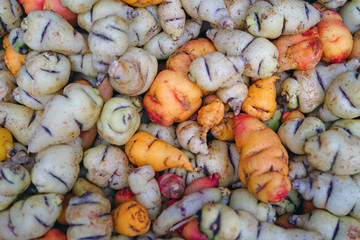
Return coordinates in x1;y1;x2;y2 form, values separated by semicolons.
31;137;83;194
0;193;63;240
125;131;196;172
16;51;71;96
216;78;249;115
143;69;202;126
316;9;353;63
114;188;135;206
97;97;140;146
288;209;360;240
288;155;314;181
206;29;279;78
0;161;30;211
245;0;321;39
272;27;323;72
277;116;325;154
293;171;360;218
234;113;291;203
28;83;103;153
181;0;233;29
60;0;100;13
108;47;158;96
112;200;151;236
158;0;185;40
242;76;278;121
39;228;67;240
12;87;61;111
280;57;360;113
272;188;303;216
21;10;89;55
188;51;246;91
339;0;360;34
83;144;130;190
89;15;129;73
210;114;235;141
318;71;360;121
158;172;185;199
196;140;239;187
65;192;113;240
176;120;209;155
152;188;222;236
263;105;284;131
43;0;78;26
304;128;360;175
0;0;23;38
229;188;276;223
122;0;163;7
139;122;179;148
0;102;43;146
143;19;202;60
71;177;106;198
9;142;35;171
183;173;220;196
198;203;322;240
0;126;14;161
0;70;16;103
127;165;161;220
8;28;29;55
69;53;98;78
318;0;346;9
3;34;26;77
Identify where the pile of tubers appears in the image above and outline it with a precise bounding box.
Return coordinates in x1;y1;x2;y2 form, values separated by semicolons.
1;0;360;239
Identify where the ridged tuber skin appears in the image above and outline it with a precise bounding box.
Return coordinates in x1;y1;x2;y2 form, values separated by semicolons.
210;114;235;141
77;0;137;32
89;15;129;74
122;0;163;7
176;120;209;155
158;0;185;40
206;29;279;79
0;161;30;211
281;57;360;113
108;47;158;96
198;203;323;240
196;140;239;187
0;0;23;38
242;76;278;121
331;119;360;138
69;53;98;78
83;144;130;190
188;51;246;92
229;188;276;223
0;70;16;103
293;171;360;218
339;0;360;34
318;71;360;122
0;193;63;240
139;122;180;148
143;19;202;60
60;0;100;13
8;28;29;55
245;0;322;39
0;102;43;146
143;69;203;126
27;83;103;153
16;51;71;96
317;9;353;63
21;10;89;55
318;0;347;9
125;131;196;172
210;0;257;30
288;209;360;240
216;78;248;115
31;137;83;194
65;192;113;240
304;128;360;175
3;34;26;77
128;7;162;47
181;0;233;30
152;188;222;236
277;116;325;154
197;98;225;140
288;155;314;181
71;177;107;198
97;97;140;146
234;113;291;203
127;165;161;220
12;87;61;111
272;27;323;72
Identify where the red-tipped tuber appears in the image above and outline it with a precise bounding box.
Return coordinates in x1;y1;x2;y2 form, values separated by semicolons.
184;173;220;196
158;173;185;199
114;188;136;206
